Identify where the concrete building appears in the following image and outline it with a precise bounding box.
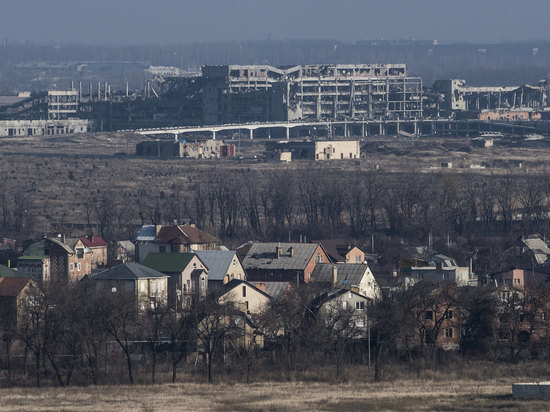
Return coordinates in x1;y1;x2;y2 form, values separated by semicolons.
202;64;423;124
136;139;235;159
266;140;360;161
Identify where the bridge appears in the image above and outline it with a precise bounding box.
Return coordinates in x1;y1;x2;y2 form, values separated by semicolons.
129;119;550;140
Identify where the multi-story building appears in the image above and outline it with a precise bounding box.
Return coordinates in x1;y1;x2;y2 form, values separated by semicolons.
202;64;423;124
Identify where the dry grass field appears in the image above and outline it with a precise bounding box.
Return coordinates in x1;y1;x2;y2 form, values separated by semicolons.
0;378;548;411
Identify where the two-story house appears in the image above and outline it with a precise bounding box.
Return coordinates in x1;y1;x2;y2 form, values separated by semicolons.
312;263;381;300
80;236;108;270
239;242;330;284
89;262;169;312
142;252;208;309
194;250;246;288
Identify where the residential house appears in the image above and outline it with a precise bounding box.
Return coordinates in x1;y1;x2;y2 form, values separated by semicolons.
21;236;92;283
0;277;41;327
194;250;246;287
16;256;50;283
314;288;372;331
218;279;272;315
400;254;473;287
490;268;550;289
508;235;550;266
249;281;291;302
142;252;208;309
115;240;135;264
311;263;380;300
89;262;169;312
317;240;366;264
136;224;220;262
239;242;330;283
80;236;108;270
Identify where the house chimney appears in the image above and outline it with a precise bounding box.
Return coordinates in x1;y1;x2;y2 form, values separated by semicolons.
276;243;282;259
332;265;338;286
289;246;294;257
155;225;162;236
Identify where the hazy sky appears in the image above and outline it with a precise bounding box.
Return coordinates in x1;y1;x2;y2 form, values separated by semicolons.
2;0;550;45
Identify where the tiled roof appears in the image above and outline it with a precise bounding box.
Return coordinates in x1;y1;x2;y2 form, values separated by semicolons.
142;253;198;273
0;277;32;296
80;236;108;248
156;225;219;245
194;250;236;281
312;263;370;288
241;242;319;271
91;262;168;280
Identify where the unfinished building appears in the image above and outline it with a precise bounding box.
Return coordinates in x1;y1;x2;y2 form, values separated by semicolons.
265;140;360;161
433;79;548;115
202;64;423;124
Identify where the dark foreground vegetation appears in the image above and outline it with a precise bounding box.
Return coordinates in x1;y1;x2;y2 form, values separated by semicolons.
1;277;550;389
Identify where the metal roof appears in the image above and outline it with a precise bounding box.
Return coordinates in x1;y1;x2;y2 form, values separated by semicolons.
136;225;156;242
262;281;290;301
194;250;236;281
142;253;199;273
91;262;168;281
312;263;370;288
0;264;26;278
242;242;319;271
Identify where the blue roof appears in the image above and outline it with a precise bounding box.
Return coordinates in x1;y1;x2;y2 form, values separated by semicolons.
136;225;156;242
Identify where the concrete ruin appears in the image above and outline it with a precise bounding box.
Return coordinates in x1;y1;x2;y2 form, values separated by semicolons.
202;64;423;124
266;140;360;161
136;139;235;159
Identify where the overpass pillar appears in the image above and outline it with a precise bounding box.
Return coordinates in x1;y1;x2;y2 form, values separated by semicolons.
249;129;254;139
361;123;365;137
344;123;348;137
286;127;290;139
267;128;271;139
212;130;216;140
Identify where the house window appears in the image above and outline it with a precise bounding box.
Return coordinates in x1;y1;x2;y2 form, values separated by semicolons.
233;260;236;266
356;256;362;263
44;248;50;256
445;310;453;319
425;311;433;320
201;278;205;290
76;248;84;259
160;281;165;292
445;328;453;338
242;286;247;297
140;282;145;293
342;301;348;310
513;278;520;284
355;301;365;310
316;254;323;263
77;263;81;271
505;278;512;285
69;263;74;272
151;281;157;294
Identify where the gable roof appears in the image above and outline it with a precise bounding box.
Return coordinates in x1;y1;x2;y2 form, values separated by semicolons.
222;279;272;300
194;250;236;281
80;236;108;248
91;262;168;281
312;263;370;289
241;242;320;271
46;237;74;254
0;264;24;278
250;281;290;301
0;277;32;296
142;253;200;273
316;240;362;263
156;225;219;245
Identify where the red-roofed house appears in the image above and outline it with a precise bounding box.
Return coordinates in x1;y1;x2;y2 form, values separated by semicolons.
80;236;108;270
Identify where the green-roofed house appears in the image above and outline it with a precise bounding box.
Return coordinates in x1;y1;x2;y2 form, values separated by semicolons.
142;253;208;309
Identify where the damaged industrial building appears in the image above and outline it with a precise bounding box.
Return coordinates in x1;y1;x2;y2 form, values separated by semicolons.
1;62;550;137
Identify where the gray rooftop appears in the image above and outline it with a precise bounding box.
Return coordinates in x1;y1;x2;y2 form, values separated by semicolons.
194;250;236;281
91;262;168;281
242;242;319;271
312;263;370;289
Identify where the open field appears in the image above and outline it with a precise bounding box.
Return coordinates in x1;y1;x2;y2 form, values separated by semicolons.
2;131;550;241
0;378;549;411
